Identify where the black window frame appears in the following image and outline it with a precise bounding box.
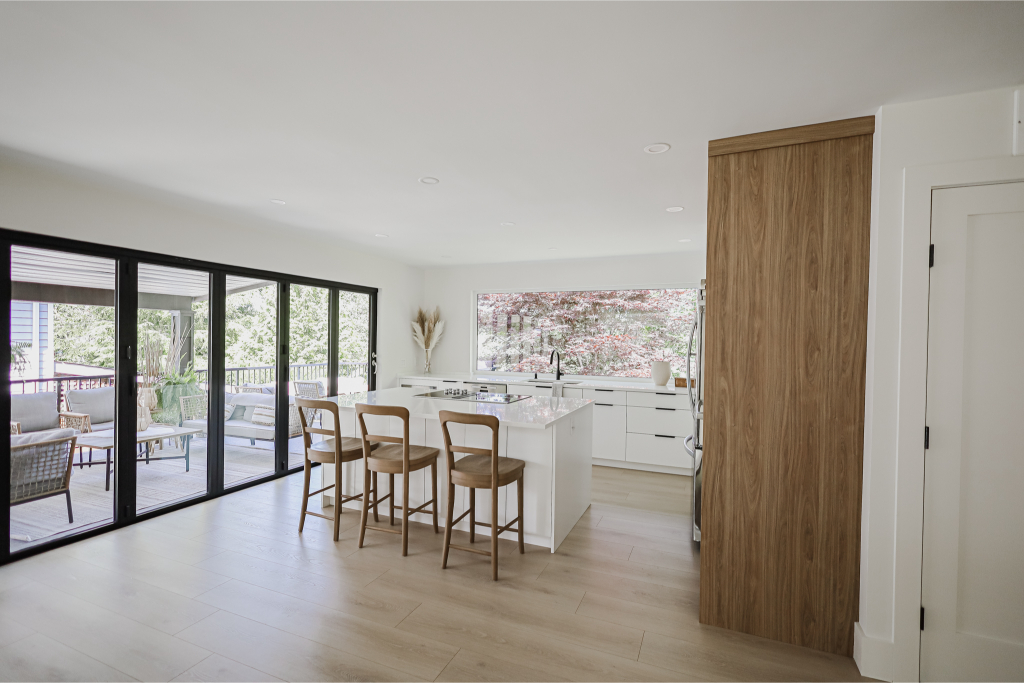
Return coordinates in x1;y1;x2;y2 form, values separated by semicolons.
1;227;378;565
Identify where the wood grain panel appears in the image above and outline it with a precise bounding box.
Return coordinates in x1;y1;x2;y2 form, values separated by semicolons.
708;116;874;157
700;129;871;657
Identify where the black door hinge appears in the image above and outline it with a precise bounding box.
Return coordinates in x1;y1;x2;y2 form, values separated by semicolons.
929;244;935;267
925;426;930;449
920;607;925;630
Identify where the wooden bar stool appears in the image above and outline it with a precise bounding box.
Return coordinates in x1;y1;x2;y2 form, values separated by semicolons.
356;404;440;556
296;397;379;542
439;411;525;580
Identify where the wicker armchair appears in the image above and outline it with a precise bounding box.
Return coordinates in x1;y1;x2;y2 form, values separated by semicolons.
59;411;93;433
293;380;325;426
179;394;208;430
10;432;78;523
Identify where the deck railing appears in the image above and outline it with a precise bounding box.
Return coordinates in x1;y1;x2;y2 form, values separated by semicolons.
10;361;370;410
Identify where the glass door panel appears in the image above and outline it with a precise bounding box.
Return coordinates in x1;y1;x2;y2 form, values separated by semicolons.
224;276;278;487
338;291;371;394
289;284;329;469
136;263;210;512
9;246;117;551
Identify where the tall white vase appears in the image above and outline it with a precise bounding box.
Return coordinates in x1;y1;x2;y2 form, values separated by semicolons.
651;361;671;386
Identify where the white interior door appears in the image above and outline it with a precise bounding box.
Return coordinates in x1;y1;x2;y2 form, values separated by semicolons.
923;181;1024;681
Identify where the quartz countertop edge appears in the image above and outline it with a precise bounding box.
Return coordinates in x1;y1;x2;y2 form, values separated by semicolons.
398;371;688;394
328;387;592;430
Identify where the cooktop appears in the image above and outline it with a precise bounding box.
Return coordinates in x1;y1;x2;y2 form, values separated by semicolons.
415;389;532;404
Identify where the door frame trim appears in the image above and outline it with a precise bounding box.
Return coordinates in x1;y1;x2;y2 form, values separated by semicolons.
890;156;1024;682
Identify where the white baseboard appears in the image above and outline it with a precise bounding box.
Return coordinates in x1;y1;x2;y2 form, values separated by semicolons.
854;622;894;682
592;457;692;476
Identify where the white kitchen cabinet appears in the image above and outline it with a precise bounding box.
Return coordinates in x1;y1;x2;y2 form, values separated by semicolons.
592;402;626;460
626;391;690;409
626;406;689;438
626;432;690;468
582;388;627;405
507;382;556;397
562;388;584;399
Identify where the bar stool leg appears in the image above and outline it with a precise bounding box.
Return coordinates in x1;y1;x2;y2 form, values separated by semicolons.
389;474;395;526
299;458;311;533
401;472;410;556
492;483;499;581
358;466;371;548
442;481;455;568
469;488;476;543
333;457;342;542
431;460;439;533
517;476;525;554
371;471;379;522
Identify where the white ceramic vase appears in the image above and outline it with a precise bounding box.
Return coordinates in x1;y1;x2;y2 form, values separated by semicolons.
651;361;672;386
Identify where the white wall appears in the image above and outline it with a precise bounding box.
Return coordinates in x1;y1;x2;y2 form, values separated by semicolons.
421;251;706;375
856;84;1020;681
0;151;425;389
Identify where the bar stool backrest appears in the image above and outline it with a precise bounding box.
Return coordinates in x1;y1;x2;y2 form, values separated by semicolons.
438;411;500;486
355;404;410;470
295;396;343;462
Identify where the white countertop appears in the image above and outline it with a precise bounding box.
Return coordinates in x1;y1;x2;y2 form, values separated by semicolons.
399;371;689;395
329;387;592;430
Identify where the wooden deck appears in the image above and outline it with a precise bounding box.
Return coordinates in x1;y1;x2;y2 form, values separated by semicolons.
9;436;308;552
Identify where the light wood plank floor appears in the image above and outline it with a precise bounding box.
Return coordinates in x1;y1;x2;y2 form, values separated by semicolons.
0;466;871;682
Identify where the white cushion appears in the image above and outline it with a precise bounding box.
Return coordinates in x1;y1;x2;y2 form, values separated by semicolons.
230;393;276;408
90;421;115;432
11;427;77;447
224;419;275;440
11;392;60;433
183;419;208;432
65;387;116;425
251;405;275;427
225;403;236;420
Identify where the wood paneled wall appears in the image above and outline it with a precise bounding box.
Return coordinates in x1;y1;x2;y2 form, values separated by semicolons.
699;119;873;657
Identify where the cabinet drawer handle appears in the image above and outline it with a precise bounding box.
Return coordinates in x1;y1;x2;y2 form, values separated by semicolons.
655;434;675;439
655;407;675;411
443;380;458;383
594;402;613;407
656;392;675;396
595;389;613;392
535;385;551;389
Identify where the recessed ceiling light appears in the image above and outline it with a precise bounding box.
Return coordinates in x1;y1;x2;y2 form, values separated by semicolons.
500;222;516;227
678;239;692;243
644;143;671;154
419;177;439;185
270;199;286;205
375;233;389;238
666;206;684;212
548;247;558;251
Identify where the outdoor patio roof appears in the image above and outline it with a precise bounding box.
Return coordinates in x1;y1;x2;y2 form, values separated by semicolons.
12;246;269;299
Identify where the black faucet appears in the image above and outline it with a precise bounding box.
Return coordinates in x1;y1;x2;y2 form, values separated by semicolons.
550;350;562;380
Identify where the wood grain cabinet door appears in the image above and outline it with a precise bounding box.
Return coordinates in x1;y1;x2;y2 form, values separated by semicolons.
699;117;873;657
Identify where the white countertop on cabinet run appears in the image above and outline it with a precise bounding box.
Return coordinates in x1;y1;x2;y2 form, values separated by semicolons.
328;387;591;429
399;371;689;394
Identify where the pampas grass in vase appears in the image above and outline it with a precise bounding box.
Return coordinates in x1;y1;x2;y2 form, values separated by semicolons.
412;307;444;374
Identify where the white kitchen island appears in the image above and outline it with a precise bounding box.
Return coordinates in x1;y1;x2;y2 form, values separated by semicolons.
319;387;593;551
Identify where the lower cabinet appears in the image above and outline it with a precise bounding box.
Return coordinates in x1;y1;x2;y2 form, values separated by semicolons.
626;432;690;468
592;402;626;461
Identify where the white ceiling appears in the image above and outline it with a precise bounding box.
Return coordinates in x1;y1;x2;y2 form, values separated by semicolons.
0;2;1021;267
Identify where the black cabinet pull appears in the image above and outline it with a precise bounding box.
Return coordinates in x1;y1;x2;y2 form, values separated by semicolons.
535;385;551;389
595;402;613;407
656;392;675;396
655;407;675;411
595;389;613;392
655;434;675;439
443;380;457;383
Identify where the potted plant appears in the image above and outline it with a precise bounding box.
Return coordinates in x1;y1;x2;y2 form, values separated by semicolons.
156;366;203;425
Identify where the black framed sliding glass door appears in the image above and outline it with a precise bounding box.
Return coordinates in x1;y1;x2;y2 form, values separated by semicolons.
3;227;377;564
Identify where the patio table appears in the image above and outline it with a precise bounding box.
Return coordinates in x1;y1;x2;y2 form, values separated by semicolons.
76;424;205;491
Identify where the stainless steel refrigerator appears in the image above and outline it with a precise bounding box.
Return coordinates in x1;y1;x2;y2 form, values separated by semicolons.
684;280;705;543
